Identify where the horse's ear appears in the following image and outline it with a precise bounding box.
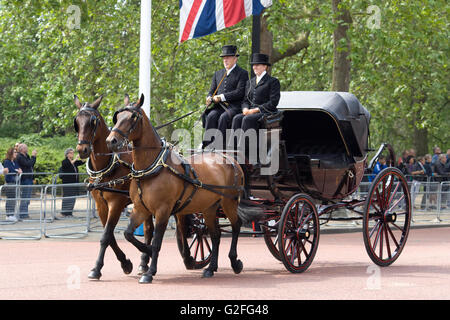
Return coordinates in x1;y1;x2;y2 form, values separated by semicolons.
91;95;103;109
124;94;130;106
74;95;82;109
137;93;144;108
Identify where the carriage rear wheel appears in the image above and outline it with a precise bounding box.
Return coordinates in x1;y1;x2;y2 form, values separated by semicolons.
176;213;212;269
278;193;320;273
363;167;411;267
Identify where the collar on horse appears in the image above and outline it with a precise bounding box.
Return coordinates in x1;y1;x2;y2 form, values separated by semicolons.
130;138;170;179
87;152;132;182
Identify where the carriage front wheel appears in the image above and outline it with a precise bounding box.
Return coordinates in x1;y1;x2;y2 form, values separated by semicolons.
363;167;411;267
278;193;320;273
176;213;212;269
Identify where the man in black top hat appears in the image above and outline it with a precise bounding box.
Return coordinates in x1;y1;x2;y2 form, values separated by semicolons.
202;45;248;149
230;53;280;153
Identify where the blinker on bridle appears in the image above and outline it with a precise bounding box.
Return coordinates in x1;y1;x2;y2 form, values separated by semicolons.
74;103;100;146
111;105;143;140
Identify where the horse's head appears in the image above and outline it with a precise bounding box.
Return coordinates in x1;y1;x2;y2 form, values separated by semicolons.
106;94;145;152
73;95;103;159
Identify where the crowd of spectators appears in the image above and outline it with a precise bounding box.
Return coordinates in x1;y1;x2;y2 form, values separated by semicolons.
395;146;450;181
1;143;85;222
369;146;450;209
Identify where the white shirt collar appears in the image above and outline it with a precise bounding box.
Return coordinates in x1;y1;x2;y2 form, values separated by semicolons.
256;71;267;84
226;64;237;76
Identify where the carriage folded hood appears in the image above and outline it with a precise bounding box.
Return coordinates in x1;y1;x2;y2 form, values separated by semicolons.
277;91;371;158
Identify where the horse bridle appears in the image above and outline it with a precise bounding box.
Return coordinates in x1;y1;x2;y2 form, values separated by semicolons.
74;104;100;147
112;105;143;140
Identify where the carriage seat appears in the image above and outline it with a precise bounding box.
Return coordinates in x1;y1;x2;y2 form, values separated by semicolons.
287;142;352;169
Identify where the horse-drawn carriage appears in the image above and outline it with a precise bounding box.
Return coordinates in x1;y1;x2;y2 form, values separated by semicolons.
75;91;411;282
182;91;412;273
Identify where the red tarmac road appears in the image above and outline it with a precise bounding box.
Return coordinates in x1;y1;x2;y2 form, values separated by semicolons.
0;227;449;300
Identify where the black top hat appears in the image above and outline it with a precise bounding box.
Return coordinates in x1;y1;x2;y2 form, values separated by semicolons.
220;45;239;57
250;53;271;66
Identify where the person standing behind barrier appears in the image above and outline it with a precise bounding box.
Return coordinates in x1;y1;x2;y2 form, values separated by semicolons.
59;148;84;218
431;146;441;166
2;148;22;222
16;143;37;219
434;154;449;209
369;155;387;182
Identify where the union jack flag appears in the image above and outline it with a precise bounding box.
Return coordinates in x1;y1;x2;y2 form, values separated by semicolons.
179;0;272;43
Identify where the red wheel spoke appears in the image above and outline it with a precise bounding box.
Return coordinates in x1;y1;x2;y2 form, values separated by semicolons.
390;222;405;233
189;233;197;250
199;236;205;260
384;223;392;259
300;240;309;258
370;200;382;214
296;242;302;265
193;236;200;260
386;223;400;250
387;181;400;208
372;222;383;252
369;220;381;239
388;194;405;212
379;224;384;260
375;188;382;211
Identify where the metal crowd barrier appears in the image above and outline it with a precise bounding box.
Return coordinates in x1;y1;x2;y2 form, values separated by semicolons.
0;172;95;239
1;172;449;239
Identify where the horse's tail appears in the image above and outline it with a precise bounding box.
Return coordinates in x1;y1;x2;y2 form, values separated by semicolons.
237;199;265;227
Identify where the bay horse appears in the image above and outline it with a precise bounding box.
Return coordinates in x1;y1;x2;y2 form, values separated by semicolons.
74;95;154;279
106;94;244;283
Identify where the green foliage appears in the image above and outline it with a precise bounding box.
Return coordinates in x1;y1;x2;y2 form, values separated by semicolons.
0;0;448;157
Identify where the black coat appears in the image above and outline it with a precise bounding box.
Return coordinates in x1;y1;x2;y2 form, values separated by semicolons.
60;158;84;184
207;65;249;111
241;73;281;114
16;153;36;181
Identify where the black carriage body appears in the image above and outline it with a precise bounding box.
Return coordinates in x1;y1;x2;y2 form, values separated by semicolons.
252;91;371;201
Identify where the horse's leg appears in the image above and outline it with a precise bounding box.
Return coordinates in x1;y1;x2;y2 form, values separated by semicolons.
89;200;133;279
139;213;169;284
104;202;133;275
176;214;197;269
138;216;154;275
88;193;109;280
221;198;243;274
123;209;152;257
202;205;221;278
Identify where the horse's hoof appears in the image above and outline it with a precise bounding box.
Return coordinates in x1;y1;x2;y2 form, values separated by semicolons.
139;274;153;284
232;259;243;274
121;259;133;275
184;256;195;270
202;269;214;278
88;269;102;280
138;265;149;275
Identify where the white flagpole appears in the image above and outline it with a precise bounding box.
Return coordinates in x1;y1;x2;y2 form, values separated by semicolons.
139;0;151;117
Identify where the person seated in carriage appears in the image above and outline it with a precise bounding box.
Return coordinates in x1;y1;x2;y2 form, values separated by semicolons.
202;45;249;150
230;53;281;162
